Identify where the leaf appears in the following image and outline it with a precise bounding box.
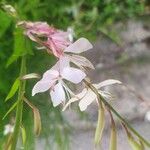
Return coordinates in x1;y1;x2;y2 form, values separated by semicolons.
6;28;33;67
109;110;117;150
128;136;143;150
3;101;18;119
94;104;105;145
122;124;144;150
0;10;12;37
33;108;41;136
23;97;41;136
20;125;26;146
5;78;20;102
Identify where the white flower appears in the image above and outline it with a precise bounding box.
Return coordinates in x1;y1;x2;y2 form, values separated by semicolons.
63;37;94;69
67;27;75;42
4;124;14;135
32;58;86;107
63;79;122;111
145;111;150;122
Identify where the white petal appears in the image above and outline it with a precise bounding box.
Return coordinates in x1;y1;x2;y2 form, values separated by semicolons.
64;38;93;53
98;90;114;101
79;89;97;111
61;67;86;84
95;79;122;89
69;54;94;69
42;69;59;81
51;56;70;73
62;88;88;111
32;80;56;96
50;82;66;107
32;69;58;96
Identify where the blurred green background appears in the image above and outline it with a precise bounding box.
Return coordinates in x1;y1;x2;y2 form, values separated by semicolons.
0;0;149;149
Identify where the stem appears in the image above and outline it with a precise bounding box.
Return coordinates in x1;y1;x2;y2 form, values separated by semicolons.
11;56;26;150
83;79;150;147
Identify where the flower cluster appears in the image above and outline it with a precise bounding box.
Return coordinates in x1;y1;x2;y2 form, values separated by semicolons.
20;21;120;110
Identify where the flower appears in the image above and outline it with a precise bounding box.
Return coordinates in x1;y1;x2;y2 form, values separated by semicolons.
3;124;14;135
57;37;94;69
145;110;150;122
18;21;71;57
63;79;122;111
18;21;94;69
32;58;86;107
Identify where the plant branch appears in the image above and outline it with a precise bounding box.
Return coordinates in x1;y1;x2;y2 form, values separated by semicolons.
83;79;150;147
11;56;26;150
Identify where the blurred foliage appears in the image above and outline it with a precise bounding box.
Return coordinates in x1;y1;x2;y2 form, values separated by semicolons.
0;0;148;149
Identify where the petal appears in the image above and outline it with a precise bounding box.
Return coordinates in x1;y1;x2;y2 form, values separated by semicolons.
64;38;93;53
95;79;122;89
69;54;95;69
79;89;97;111
50;82;66;107
62;88;88;111
51;56;70;73
32;80;56;96
32;69;58;96
61;67;86;84
42;69;59;81
98;90;114;101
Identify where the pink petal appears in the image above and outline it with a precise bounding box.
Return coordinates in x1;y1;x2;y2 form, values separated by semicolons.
61;67;86;84
50;82;66;107
64;38;93;53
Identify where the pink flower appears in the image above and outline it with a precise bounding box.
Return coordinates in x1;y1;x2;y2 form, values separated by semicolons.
18;21;71;57
32;58;86;107
45;31;71;57
18;21;54;41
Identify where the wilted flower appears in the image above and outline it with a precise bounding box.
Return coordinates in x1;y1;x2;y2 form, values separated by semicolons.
18;21;71;57
3;124;14;135
32;58;86;107
63;79;122;111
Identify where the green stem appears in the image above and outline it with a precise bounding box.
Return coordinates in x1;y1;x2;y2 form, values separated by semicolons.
11;56;26;150
83;79;150;147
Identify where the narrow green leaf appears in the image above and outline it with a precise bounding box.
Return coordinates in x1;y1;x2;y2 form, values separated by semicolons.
6;55;20;67
3;101;18;119
109;110;117;150
128;136;143;150
20;125;26;146
94;104;105;145
6;28;32;67
122;124;144;150
5;78;20;102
